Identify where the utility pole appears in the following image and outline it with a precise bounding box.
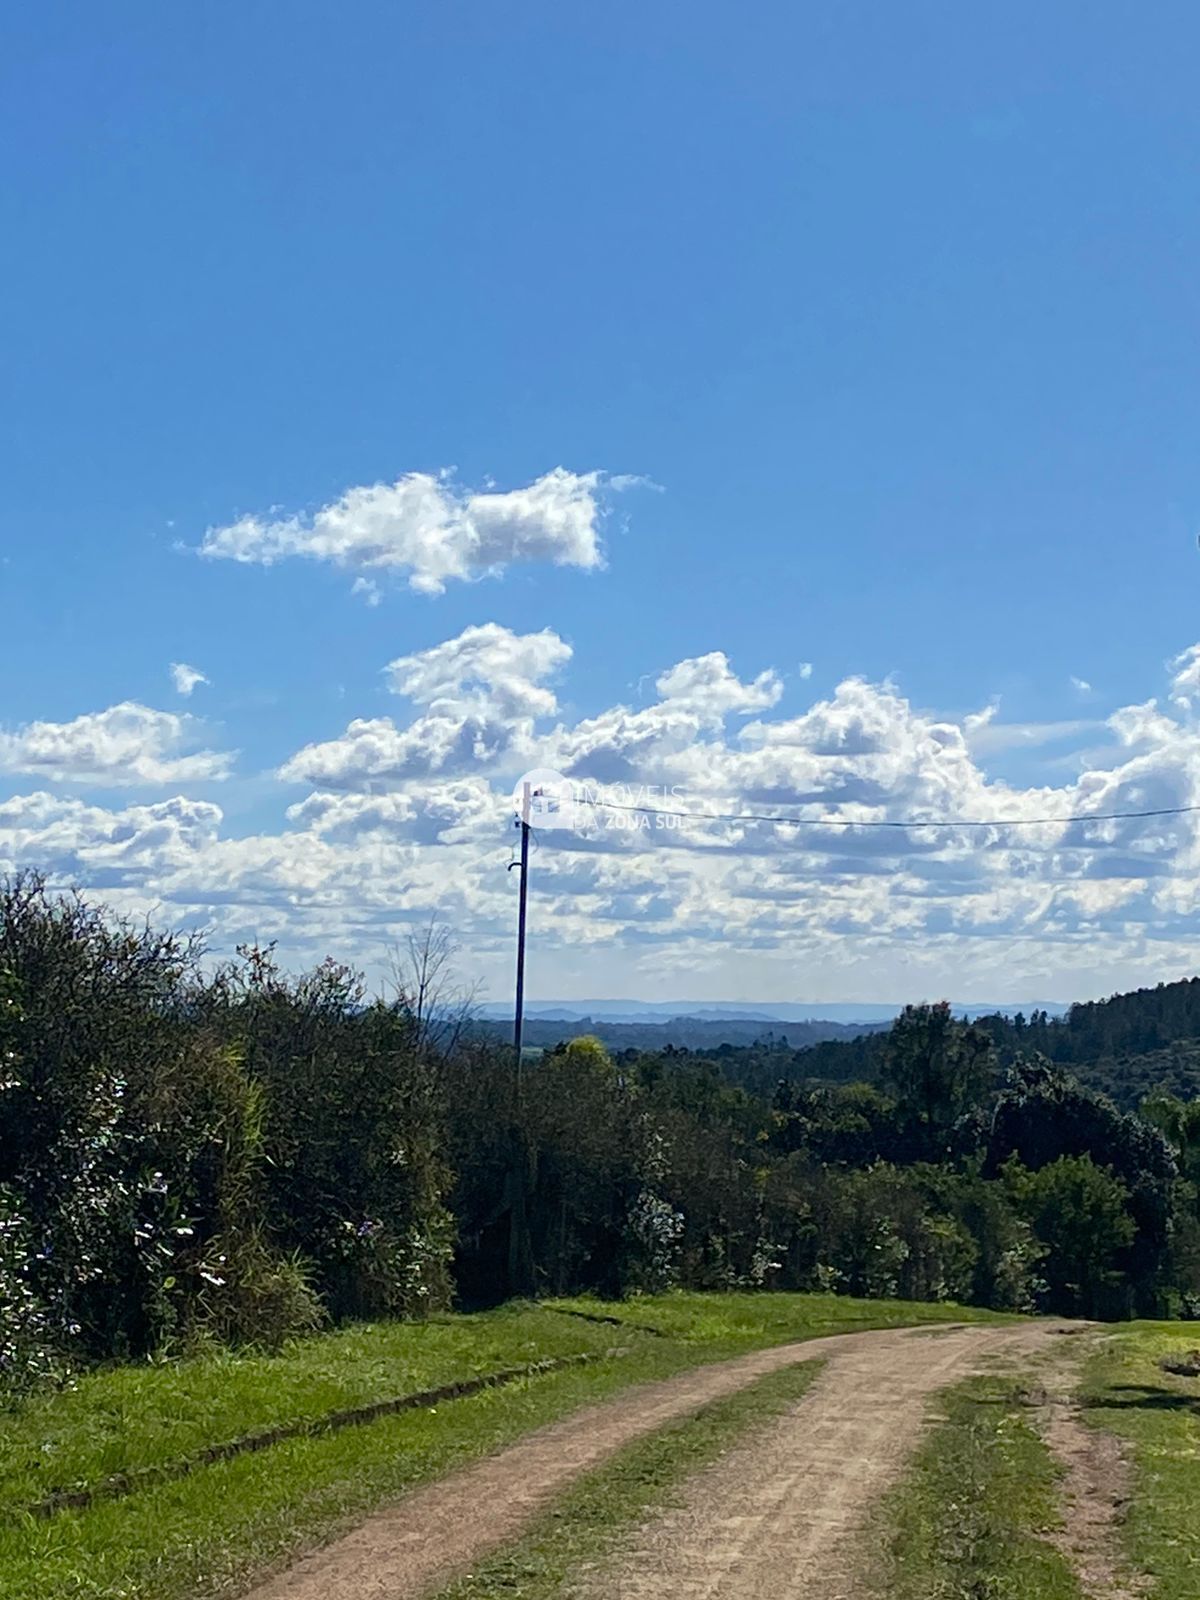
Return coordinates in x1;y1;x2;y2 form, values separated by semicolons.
507;781;532;1297
512;781;531;1072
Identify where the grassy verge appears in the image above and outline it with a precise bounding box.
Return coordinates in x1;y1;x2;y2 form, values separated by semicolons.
0;1293;1009;1600
547;1288;1013;1346
1082;1320;1200;1597
435;1359;822;1600
0;1305;618;1519
875;1376;1081;1600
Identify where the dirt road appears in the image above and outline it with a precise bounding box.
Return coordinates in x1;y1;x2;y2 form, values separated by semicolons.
243;1319;1072;1600
576;1320;1071;1599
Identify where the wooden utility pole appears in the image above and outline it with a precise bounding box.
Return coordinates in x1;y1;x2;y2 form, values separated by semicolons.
512;781;531;1071
507;780;533;1296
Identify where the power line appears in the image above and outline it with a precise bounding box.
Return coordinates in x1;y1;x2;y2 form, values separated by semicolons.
573;796;1200;832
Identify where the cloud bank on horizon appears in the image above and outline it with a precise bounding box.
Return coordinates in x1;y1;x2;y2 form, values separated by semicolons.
2;466;1200;1006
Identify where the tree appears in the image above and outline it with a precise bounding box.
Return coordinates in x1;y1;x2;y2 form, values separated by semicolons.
1005;1155;1135;1317
1140;1089;1200;1311
1141;1089;1200;1188
771;1080;899;1168
987;1054;1175;1315
880;1003;994;1159
198;945;454;1322
388;919;480;1061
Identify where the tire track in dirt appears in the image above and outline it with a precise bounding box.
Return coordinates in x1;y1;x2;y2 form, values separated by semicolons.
1024;1343;1151;1600
571;1322;1072;1600
240;1321;1067;1600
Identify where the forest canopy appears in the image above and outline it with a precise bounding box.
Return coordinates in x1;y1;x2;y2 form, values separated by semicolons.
4;872;1200;1399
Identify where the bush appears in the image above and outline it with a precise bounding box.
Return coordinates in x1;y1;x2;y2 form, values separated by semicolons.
0;876;454;1393
0;1185;65;1398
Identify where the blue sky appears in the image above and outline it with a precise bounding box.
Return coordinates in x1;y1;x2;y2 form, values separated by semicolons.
2;4;1200;1004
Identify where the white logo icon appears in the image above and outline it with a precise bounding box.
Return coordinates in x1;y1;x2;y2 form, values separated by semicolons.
511;768;577;832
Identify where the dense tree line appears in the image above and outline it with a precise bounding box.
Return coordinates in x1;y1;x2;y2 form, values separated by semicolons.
4;875;1200;1398
779;980;1200;1109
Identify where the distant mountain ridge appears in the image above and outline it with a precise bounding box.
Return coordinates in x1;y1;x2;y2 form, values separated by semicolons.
479;998;1070;1026
474;996;1071;1054
476;979;1200;1106
475;1013;883;1052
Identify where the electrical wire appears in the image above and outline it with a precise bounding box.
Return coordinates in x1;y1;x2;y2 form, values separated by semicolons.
571;796;1200;832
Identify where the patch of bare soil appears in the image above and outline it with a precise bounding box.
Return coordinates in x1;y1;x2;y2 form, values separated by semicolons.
239;1321;1065;1600
1027;1353;1151;1600
572;1322;1066;1600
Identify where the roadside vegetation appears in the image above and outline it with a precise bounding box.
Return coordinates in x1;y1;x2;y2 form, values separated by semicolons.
0;1304;617;1521
5;873;1198;1408
7;875;1200;1595
0;1292;1000;1526
0;1292;997;1600
1083;1322;1200;1597
545;1287;1010;1344
876;1375;1081;1600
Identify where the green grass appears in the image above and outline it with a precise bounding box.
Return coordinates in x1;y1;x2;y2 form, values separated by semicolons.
875;1376;1081;1600
1082;1320;1200;1597
0;1292;1011;1600
434;1359;823;1600
547;1288;1013;1346
0;1305;618;1518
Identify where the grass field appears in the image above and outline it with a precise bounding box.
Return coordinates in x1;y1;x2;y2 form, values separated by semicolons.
0;1292;1003;1600
1083;1321;1200;1598
875;1375;1081;1600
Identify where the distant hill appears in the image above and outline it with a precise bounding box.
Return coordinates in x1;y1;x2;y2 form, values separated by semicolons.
477;981;1200;1108
476;996;1070;1047
766;976;1200;1111
474;1013;886;1052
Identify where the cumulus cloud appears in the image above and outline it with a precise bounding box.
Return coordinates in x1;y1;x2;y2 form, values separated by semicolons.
170;662;208;697
285;779;493;845
0;703;233;786
201;468;610;596
544;652;783;785
386;623;571;719
9;633;1200;1003
655;652;782;718
280;624;570;790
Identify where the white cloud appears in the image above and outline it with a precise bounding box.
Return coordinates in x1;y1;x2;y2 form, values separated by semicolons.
170;662;209;697
1171;644;1200;708
965;716;1100;756
0;792;227;909
385;623;571;719
798;662;814;680
0;703;233;786
351;578;382;608
655;652;782;718
201;467;610;596
280;624;570;790
545;652;782;785
8;634;1200;1003
1070;675;1093;696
